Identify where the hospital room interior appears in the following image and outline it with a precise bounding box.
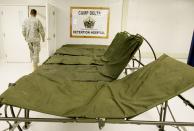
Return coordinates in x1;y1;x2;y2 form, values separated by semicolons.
0;0;194;131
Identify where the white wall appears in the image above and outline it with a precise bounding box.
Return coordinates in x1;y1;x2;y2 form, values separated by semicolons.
49;0;194;58
1;0;194;59
0;0;56;63
49;0;123;48
0;0;47;5
127;0;194;58
0;13;3;60
0;0;123;54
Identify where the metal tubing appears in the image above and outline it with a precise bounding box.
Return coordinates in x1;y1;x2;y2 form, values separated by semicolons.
167;105;182;131
0;104;3;109
137;34;157;60
159;104;164;122
158;104;164;130
133;58;145;66
10;106;23;131
137;49;141;68
178;95;194;110
124;68;128;75
0;117;194;126
159;102;168;131
132;59;135;68
162;102;168;122
24;109;30;128
4;105;12;129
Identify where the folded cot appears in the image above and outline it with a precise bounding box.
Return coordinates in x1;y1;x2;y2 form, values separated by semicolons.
0;32;194;131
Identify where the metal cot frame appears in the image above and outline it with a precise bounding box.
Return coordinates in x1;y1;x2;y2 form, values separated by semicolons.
0;66;194;131
0;36;194;131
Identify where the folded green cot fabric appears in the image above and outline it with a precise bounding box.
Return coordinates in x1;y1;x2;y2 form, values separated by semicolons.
44;45;108;82
33;64;113;82
1;54;194;118
55;44;108;56
102;31;130;61
45;44;107;65
46;55;104;65
98;33;143;79
44;31;143;82
46;32;143;79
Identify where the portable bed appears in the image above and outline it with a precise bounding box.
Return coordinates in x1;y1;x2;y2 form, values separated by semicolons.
0;32;194;131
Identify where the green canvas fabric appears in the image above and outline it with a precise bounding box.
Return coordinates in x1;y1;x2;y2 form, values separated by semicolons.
44;32;143;83
46;55;104;65
47;33;143;80
1;54;194;118
102;31;129;61
55;44;107;57
98;33;143;79
33;64;113;82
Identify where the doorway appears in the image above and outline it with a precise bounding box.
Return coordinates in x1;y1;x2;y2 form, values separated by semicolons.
0;4;56;63
28;6;48;64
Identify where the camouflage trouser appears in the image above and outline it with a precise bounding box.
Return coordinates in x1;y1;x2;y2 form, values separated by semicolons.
28;42;40;64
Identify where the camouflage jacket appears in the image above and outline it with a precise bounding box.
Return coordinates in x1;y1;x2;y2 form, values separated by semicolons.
22;16;45;43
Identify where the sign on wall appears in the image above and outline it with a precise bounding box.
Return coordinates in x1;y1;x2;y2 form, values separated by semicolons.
70;7;110;38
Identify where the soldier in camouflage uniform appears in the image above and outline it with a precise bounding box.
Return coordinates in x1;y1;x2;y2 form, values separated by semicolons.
22;9;45;70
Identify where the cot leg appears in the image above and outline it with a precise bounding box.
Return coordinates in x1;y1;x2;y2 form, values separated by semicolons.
98;118;106;129
10;106;23;131
3;105;23;131
124;68;128;75
158;101;168;131
23;109;30;129
158;105;164;131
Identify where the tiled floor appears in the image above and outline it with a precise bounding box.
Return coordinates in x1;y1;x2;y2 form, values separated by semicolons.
0;61;194;131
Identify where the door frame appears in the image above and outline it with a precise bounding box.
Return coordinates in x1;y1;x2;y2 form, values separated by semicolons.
46;3;56;56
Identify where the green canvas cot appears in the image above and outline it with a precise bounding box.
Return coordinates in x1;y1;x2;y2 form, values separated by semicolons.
0;32;194;120
1;54;194;119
